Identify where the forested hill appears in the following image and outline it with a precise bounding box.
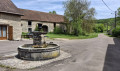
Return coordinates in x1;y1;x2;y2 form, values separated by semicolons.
96;17;120;24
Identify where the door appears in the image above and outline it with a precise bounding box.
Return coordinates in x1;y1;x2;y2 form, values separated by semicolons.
42;25;48;33
8;26;13;40
0;25;7;40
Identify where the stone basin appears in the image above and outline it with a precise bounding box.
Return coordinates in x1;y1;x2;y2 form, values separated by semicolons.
18;43;60;61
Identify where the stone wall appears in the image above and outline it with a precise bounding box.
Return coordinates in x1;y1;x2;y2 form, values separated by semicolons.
0;13;22;40
0;13;64;40
21;20;62;33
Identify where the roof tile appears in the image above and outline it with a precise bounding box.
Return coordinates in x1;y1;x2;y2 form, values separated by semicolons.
20;9;64;23
0;0;22;15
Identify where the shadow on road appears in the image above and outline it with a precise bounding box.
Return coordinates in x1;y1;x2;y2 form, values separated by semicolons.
103;38;120;71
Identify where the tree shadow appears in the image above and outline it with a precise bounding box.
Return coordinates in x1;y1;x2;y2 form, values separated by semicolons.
103;38;120;71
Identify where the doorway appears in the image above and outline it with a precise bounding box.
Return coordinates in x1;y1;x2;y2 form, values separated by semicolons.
0;25;7;40
42;25;48;33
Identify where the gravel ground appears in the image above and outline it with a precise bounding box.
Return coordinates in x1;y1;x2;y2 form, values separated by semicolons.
0;51;71;69
0;34;120;71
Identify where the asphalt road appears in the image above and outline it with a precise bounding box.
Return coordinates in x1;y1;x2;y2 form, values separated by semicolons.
0;34;120;71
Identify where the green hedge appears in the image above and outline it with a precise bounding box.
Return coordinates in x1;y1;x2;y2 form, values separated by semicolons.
22;32;28;35
112;27;120;37
53;27;63;34
93;24;104;33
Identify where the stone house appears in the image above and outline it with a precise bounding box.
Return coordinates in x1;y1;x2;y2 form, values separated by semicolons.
0;0;64;40
20;9;64;33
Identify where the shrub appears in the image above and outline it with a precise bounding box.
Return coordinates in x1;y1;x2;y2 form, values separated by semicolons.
22;32;28;35
53;27;63;34
112;27;120;37
98;24;104;32
93;24;104;33
34;25;39;31
82;31;86;35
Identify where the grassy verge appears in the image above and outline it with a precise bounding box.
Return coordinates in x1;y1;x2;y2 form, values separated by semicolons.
46;33;98;39
105;33;120;39
104;33;113;37
0;64;16;69
22;32;28;35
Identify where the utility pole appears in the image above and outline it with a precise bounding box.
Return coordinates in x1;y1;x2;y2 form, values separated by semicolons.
115;11;117;28
107;23;108;32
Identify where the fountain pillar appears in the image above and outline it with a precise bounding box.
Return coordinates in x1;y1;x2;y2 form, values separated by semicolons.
32;31;42;45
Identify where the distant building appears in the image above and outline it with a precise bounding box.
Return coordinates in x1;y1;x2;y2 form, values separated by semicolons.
0;0;64;40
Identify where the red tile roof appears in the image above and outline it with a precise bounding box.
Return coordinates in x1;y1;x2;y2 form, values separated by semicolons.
0;0;64;23
20;9;64;23
0;0;22;15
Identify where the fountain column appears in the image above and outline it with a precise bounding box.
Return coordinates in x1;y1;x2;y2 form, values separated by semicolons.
32;31;42;45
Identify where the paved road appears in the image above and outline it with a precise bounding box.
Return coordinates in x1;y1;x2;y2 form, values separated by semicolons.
0;34;120;71
0;40;33;56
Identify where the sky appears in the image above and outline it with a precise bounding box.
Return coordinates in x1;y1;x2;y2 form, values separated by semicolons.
12;0;120;19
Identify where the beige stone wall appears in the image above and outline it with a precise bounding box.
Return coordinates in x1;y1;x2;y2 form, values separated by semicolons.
21;20;29;32
0;13;22;40
0;13;64;40
21;20;62;33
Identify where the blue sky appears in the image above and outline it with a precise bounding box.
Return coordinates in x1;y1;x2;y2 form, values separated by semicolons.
12;0;120;19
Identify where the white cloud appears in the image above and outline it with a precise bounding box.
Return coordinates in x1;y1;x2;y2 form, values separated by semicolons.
12;0;120;19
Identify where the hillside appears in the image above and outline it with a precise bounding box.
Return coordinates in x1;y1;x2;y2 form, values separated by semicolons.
96;17;120;24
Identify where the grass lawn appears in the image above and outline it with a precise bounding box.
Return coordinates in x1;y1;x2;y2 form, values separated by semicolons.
46;33;98;39
22;32;29;35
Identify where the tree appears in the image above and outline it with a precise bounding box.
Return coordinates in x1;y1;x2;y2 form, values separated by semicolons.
117;7;120;17
52;11;57;14
64;0;96;36
49;11;57;14
34;25;39;31
117;7;120;26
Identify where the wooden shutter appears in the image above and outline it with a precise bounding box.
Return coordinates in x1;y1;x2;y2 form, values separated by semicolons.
8;26;13;40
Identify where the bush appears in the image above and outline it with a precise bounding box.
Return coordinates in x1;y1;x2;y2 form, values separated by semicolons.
53;27;63;34
22;32;28;35
93;24;104;33
34;25;39;31
112;27;120;37
81;31;86;36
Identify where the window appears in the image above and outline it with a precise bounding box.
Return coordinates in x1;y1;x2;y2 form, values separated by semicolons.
3;26;7;37
38;24;42;29
28;28;32;33
42;25;48;32
0;26;1;37
28;21;32;26
54;23;56;28
21;24;23;26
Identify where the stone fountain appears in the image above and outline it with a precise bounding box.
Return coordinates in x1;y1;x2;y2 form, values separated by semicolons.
18;31;60;61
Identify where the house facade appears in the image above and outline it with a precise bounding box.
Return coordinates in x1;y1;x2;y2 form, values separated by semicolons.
20;9;64;33
0;0;64;40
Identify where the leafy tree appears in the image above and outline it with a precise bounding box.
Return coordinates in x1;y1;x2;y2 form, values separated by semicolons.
53;11;57;14
49;11;52;14
34;25;39;31
112;27;120;37
93;24;105;33
117;7;120;26
53;27;63;34
96;18;115;31
64;0;96;36
49;11;57;14
117;7;120;17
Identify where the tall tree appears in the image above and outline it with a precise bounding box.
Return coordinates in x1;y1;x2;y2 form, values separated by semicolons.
117;7;120;17
64;0;96;35
49;11;57;14
116;7;120;26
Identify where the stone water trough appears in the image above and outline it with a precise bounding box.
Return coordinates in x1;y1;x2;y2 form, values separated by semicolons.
18;31;60;61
